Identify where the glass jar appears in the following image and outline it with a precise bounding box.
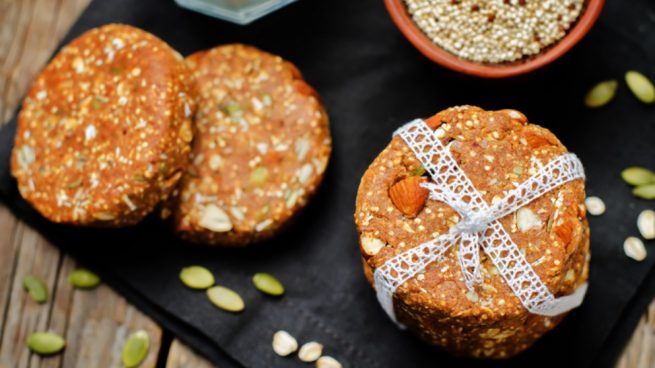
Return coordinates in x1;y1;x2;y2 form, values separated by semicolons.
175;0;298;25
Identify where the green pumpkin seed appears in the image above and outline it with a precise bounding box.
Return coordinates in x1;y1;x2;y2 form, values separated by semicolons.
252;273;285;296
179;266;215;289
250;167;269;187
409;166;426;177
26;332;65;355
68;268;101;289
121;330;149;368
207;286;244;312
584;80;618;108
625;71;655;104
633;184;655;200
23;275;48;304
621;167;655;186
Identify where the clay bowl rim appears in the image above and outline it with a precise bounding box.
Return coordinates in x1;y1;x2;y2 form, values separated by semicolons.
384;0;606;78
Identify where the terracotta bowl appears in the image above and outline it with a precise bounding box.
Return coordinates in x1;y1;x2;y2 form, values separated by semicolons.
384;0;605;78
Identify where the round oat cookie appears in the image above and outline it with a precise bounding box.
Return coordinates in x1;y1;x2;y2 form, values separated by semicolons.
166;44;331;246
11;24;195;226
355;106;589;358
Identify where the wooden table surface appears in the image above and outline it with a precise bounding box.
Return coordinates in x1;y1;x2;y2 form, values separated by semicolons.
0;1;653;367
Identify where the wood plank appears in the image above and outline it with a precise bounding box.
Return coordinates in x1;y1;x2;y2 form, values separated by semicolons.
0;0;91;125
56;273;162;368
616;302;655;368
0;206;18;342
0;221;62;367
166;339;215;368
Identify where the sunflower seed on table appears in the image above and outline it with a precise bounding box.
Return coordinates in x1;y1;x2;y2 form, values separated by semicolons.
316;355;342;368
298;341;323;362
180;266;215;289
23;275;48;303
624;236;647;261
637;210;655;239
252;272;285;296
26;332;65;355
634;184;655;200
207;286;244;312
121;330;149;368
625;71;655;104
68;268;101;289
272;330;298;356
621;167;655;186
584;80;618;108
584;196;606;216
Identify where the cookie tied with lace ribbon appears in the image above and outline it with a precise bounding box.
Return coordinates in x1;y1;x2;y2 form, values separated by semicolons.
355;106;590;358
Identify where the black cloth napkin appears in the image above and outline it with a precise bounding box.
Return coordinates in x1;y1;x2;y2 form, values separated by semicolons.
1;0;655;367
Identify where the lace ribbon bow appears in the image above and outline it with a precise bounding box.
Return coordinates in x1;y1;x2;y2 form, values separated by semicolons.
373;119;589;326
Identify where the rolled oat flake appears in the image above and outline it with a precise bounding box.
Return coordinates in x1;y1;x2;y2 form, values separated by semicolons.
584;196;606;216
27;332;65;355
316;355;342;368
625;71;655;104
122;330;150;368
624;236;647;262
272;330;298;356
584;80;618;108
180;266;215;289
298;341;323;362
637;210;655;240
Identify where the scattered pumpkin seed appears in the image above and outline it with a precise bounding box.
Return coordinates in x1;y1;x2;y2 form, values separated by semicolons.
316;356;342;368
584;196;606;216
637;210;655;240
298;341;323;362
23;275;48;304
633;184;655;200
252;273;285;296
68;268;101;289
626;71;655;104
250;167;269;187
121;330;149;368
272;330;298;356
584;80;618;108
621;167;655;186
624;236;647;261
179;266;215;289
26;332;65;355
207;286;244;312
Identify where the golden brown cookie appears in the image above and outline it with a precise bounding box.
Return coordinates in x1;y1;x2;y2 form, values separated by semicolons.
166;44;331;246
355;106;589;358
11;24;195;226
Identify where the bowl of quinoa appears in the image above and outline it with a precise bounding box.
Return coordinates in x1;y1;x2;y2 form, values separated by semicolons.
385;0;604;78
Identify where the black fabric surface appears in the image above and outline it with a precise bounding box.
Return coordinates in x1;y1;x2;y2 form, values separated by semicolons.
1;0;655;367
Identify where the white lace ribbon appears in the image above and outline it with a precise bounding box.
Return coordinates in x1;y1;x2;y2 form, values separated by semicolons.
373;119;589;326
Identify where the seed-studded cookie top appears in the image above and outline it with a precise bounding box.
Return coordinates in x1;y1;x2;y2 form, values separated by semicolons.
170;44;331;245
356;106;589;320
11;24;194;225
